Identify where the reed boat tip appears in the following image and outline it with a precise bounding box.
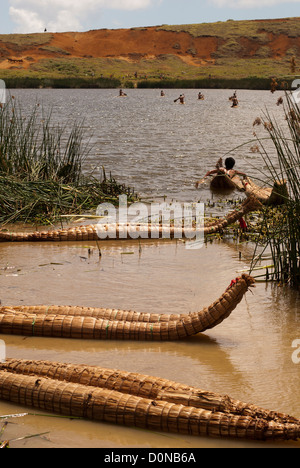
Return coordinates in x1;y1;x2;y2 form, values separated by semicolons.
241;274;256;288
227;274;256;292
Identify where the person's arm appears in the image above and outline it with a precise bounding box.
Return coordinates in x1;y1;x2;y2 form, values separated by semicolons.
195;169;218;188
235;170;247;178
205;169;218;177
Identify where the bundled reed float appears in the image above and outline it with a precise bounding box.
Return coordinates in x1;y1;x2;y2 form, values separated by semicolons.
242;177;288;205
208;159;287;205
0;275;255;341
211;174;287;206
210;173;241;193
0;358;299;441
0;196;261;243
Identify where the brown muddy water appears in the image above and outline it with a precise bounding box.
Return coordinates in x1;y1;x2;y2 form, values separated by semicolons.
0;237;299;448
0;89;299;448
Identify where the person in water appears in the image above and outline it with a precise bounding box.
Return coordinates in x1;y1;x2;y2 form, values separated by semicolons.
195;157;246;188
231;96;239;107
174;94;185;104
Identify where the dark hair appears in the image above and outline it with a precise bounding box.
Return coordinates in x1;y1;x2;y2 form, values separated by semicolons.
225;157;236;170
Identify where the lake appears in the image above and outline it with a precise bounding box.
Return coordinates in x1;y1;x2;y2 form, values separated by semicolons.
0;88;299;449
9;88;287;201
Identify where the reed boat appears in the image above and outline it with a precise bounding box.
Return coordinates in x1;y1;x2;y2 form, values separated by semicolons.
0;275;255;341
0;196;261;243
2;358;299;425
209;158;287;205
212;173;287;206
0;358;299;441
242;177;288;205
210;173;243;193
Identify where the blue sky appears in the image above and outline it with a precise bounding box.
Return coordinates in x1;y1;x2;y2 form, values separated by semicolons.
1;0;299;34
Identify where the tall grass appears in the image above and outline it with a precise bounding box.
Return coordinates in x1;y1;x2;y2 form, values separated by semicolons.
250;91;300;289
0;96;136;225
0;96;87;184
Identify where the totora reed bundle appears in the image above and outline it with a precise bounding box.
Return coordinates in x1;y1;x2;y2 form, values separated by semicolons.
0;359;299;441
0;275;255;341
0;196;261;242
2;358;299;425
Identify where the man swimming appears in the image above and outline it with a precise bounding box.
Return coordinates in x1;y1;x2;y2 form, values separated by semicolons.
174;94;185;104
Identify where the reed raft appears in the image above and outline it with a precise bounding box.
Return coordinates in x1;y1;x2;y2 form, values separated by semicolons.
0;358;299;441
209;159;287;206
212;174;287;206
0;196;261;243
0;275;255;341
242;178;288;206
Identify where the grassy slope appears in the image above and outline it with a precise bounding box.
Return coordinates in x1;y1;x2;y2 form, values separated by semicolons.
0;18;299;88
157;18;300;37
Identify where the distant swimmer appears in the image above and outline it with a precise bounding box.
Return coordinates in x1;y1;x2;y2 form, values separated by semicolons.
231;96;239;108
174;94;185;104
161;90;165;97
229;90;238;107
198;92;204;100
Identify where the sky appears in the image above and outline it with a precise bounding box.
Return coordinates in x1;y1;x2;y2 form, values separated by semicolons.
0;0;299;34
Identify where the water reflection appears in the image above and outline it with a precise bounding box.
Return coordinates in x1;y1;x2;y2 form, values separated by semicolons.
0;239;299;448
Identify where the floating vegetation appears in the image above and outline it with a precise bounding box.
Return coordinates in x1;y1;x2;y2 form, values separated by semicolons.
0;96;137;225
0;173;136;225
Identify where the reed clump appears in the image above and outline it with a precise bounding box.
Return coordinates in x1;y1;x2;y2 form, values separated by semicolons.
0;96;136;224
250;91;300;289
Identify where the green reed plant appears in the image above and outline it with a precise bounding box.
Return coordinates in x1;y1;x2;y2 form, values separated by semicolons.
250;91;300;288
0;96;86;184
0;96;136;224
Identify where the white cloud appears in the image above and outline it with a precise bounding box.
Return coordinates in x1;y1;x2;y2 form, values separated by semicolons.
211;0;300;7
9;0;156;33
9;7;45;32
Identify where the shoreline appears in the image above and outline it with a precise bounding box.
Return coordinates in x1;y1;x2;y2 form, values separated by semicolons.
2;76;296;90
